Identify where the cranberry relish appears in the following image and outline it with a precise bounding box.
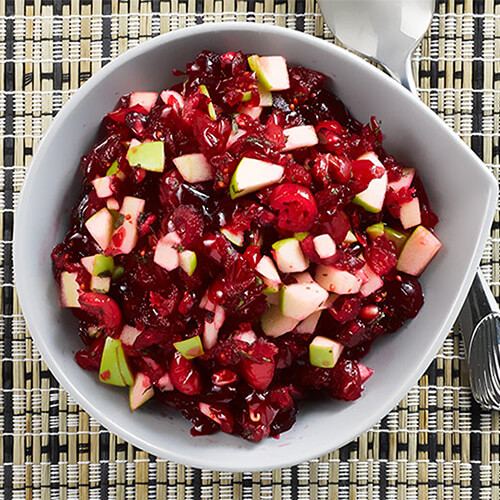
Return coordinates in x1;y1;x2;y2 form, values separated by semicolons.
51;51;442;442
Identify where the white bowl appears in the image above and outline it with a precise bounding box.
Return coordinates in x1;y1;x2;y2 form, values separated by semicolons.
14;23;497;471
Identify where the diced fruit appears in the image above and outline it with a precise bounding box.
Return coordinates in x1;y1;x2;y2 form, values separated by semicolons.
234;329;257;344
156;372;174;391
359;264;383;297
358;363;374;384
237;103;263;120
203;305;225;350
59;271;81;308
90;275;111;294
106;197;120;210
106;161;119;176
309;336;344;368
229;157;284;199
174;335;204;359
129;372;155;411
343;231;358;245
313;234;336;259
227;128;247;148
108;196;145;256
353;172;388;213
272;238;309;273
179;250;197;276
255;256;282;293
93;255;114;277
85;208;114;251
388;167;415;192
261;305;299;338
315;265;363;295
397;225;442;276
154;232;182;271
81;255;95;274
99;337;133;387
129;91;158;113
399;197;421;229
199;84;217;120
160;90;184;112
294;232;310;242
280;282;328;321
281;125;319;152
127;141;165;172
292;271;315;284
173;153;213;183
78;292;122;331
120;324;143;346
385;226;408;254
248;55;290;91
258;84;273;106
92;176;114;198
221;228;244;246
296;309;323;334
366;223;385;240
169;351;202;395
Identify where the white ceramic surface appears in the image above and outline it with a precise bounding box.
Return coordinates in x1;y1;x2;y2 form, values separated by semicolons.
14;23;497;471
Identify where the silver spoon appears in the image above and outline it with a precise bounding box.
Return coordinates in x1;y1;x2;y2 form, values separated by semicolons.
318;0;500;410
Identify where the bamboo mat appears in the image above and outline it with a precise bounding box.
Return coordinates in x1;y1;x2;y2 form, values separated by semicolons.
1;0;500;498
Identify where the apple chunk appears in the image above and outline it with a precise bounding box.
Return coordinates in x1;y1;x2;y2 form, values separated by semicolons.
229;157;284;199
85;208;114;251
261;305;299;338
59;271;81;308
397;225;442;276
280;282;328;321
315;265;362;295
127;141;165;172
99;337;133;387
92;176;114;198
281;125;319;152
154;232;182;271
272;238;309;273
255;255;282;293
174;335;204;359
129;372;155;411
173;153;213;183
399;197;421;229
309;336;344;368
353;172;388;213
313;234;336;259
108;196;145;256
129;91;158;113
248;55;290;91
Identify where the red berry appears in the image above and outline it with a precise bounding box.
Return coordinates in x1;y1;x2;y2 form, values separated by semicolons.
78;292;122;332
169;351;202;396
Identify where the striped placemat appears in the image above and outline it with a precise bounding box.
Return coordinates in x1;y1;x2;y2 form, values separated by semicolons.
2;0;499;498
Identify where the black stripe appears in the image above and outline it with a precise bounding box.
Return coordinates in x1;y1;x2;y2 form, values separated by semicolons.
192;467;202;499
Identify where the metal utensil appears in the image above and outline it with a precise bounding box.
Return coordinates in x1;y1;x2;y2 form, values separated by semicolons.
318;0;500;410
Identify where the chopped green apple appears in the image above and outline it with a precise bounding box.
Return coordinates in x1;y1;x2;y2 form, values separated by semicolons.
280;282;328;321
203;305;226;350
108;196;145;255
366;223;385;240
119;324;143;346
106;197;120;211
292;271;315;284
353;172;388;213
59;271;81;308
106;161;126;181
343;230;358;245
261;305;299;338
174;335;204;359
156;371;174;391
237;103;263;120
220;228;245;246
99;337;132;387
397;225;442;276
199;84;217;120
90;275;111;294
315;265;363;294
160;89;184;111
154;231;182;271
293;232;309;242
388;167;415;192
258;84;273;106
233;329;257;344
399;197;421;229
248;55;290;91
255;255;282;293
229;157;284;199
281;125;319;152
309;336;344;368
359;264;383;297
272;238;309;273
80;255;95;274
179;250;197;276
129;91;158;113
173;153;214;183
384;226;408;254
85;207;114;251
127;141;165;172
92;176;114;198
313;234;336;259
296;309;322;334
129;372;155;411
93;255;114;277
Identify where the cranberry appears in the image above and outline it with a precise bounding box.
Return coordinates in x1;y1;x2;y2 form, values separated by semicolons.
169;351;202;395
211;369;238;386
329;296;362;324
365;237;398;276
270;184;318;232
336;320;368;348
78;292;122;332
169;205;205;247
330;359;363;401
239;339;278;392
74;338;105;371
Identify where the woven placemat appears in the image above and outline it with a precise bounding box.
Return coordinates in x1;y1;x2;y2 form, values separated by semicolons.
2;0;499;498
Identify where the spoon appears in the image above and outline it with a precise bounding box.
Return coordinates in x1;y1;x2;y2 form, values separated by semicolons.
318;0;500;410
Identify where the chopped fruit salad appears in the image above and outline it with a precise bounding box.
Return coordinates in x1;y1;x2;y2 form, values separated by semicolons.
51;51;442;442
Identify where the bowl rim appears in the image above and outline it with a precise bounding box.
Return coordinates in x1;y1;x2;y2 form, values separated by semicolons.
13;22;498;471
